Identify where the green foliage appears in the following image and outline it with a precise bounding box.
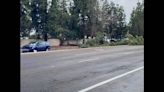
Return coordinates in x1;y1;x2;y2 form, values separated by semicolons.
95;32;106;45
20;0;32;37
78;43;89;48
85;39;97;47
108;43;117;46
31;0;48;39
128;36;144;45
129;1;144;36
111;34;144;45
80;32;107;47
102;0;127;39
20;14;31;37
20;0;143;46
116;40;129;45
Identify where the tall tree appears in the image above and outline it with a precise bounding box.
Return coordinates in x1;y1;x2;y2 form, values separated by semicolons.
57;0;71;45
129;1;144;37
68;1;83;39
70;0;90;43
101;0;110;37
101;1;127;39
114;5;126;39
47;0;72;45
47;0;59;38
31;0;42;39
71;0;100;38
31;0;48;40
20;0;32;37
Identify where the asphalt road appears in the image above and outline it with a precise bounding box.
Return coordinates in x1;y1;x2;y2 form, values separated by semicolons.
21;45;144;92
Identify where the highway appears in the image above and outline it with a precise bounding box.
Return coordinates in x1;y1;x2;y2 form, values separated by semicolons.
21;46;144;92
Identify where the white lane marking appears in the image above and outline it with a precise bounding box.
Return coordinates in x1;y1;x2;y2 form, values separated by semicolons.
78;66;144;92
78;51;142;63
78;58;101;63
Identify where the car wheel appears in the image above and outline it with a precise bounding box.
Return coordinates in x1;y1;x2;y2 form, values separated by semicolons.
33;49;37;53
46;48;49;51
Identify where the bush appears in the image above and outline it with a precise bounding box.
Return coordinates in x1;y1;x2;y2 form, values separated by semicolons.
79;32;109;48
79;33;143;48
78;44;89;48
108;42;117;46
128;36;144;45
101;42;110;46
108;35;144;45
86;39;97;47
116;40;129;45
95;32;106;45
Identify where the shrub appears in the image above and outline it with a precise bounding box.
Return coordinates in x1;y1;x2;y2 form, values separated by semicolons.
86;39;97;47
78;43;89;48
128;36;144;45
95;32;106;45
108;42;117;46
116;40;129;45
108;35;144;45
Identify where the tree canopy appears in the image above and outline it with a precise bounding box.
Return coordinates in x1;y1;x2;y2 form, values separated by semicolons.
20;0;144;43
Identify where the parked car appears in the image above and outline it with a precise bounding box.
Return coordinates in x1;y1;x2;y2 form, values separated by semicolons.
21;40;50;53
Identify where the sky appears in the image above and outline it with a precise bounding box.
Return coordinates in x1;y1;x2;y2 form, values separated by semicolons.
105;0;143;23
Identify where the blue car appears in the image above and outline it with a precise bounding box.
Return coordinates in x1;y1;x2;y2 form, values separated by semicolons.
21;41;50;53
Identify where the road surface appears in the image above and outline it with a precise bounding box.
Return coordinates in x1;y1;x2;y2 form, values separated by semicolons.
21;46;144;92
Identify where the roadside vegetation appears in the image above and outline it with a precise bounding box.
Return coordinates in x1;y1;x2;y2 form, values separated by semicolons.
79;34;144;48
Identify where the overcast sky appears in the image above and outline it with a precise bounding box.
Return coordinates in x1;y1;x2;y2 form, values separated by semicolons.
105;0;143;23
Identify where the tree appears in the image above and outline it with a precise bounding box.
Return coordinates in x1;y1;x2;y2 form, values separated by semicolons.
113;5;127;39
71;0;101;38
58;0;71;43
20;0;32;37
47;0;69;45
47;0;59;38
20;0;129;43
68;1;83;40
40;0;49;41
101;0;111;38
129;1;144;37
31;0;42;39
88;0;102;37
74;0;90;37
31;0;48;40
101;1;127;40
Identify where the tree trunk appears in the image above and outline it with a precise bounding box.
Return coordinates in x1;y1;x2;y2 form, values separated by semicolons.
43;33;48;41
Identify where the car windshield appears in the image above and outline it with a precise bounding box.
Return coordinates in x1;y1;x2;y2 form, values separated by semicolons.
29;41;37;44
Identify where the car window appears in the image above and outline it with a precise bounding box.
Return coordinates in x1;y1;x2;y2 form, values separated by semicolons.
37;41;45;46
29;41;37;44
45;42;49;46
